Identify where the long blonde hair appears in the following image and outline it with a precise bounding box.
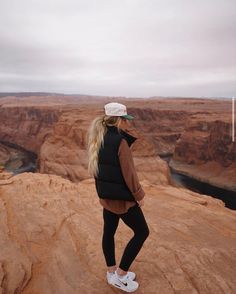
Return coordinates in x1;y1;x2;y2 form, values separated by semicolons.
87;115;124;178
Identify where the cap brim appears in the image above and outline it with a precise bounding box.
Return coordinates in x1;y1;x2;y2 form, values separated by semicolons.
121;114;134;120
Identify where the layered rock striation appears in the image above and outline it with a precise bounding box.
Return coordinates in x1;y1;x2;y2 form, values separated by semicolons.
0;171;236;293
170;120;236;191
39;108;171;185
0;96;234;190
0;105;62;154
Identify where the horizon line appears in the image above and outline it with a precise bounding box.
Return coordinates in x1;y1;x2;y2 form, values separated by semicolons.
0;91;234;100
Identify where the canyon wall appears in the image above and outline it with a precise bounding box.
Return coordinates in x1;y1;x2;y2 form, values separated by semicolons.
0;97;234;190
39;107;171;184
129;107;190;155
0;143;11;164
0;105;62;153
170;120;236;191
0;103;172;185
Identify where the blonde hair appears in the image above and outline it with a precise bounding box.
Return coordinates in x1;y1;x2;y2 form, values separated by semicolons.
87;115;124;177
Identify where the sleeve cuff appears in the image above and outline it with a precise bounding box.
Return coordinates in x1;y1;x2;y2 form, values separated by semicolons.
132;185;145;201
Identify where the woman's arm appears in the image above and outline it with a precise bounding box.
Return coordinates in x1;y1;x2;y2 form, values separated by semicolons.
118;138;145;201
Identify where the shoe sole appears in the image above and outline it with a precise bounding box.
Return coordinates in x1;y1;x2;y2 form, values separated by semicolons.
107;274;136;284
110;281;139;292
107;276;136;284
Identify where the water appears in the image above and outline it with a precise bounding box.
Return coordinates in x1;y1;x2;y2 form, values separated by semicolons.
161;154;236;210
0;141;37;175
1;142;235;210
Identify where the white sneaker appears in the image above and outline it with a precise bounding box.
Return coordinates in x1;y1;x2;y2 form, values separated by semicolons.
109;270;139;292
106;270;136;284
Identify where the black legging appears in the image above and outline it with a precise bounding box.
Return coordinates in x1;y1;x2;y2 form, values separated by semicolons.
102;202;150;272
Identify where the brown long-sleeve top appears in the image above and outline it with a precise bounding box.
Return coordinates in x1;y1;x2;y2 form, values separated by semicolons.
99;138;145;214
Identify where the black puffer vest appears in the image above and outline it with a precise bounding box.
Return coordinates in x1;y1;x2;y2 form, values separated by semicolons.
94;125;138;201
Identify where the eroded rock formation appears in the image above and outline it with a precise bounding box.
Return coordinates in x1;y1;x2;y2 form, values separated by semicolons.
0;95;234;190
170;120;236;191
0;171;236;293
39;108;171;185
0;105;62;153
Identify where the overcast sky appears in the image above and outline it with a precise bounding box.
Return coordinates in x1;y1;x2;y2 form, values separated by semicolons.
0;0;235;97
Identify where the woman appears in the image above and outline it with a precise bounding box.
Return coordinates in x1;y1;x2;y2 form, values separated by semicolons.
87;102;149;292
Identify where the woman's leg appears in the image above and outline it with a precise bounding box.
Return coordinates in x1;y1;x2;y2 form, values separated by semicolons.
117;204;149;274
102;208;120;271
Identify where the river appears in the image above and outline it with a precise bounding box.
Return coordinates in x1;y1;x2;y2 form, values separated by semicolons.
1;142;235;210
0;141;37;174
161;154;236;210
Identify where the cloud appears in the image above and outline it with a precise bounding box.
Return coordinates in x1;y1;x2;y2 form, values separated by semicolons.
0;0;235;97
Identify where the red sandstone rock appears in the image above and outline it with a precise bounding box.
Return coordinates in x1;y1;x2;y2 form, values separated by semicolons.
0;95;234;189
0;172;236;293
171;120;236;191
38;108;170;184
0;105;62;153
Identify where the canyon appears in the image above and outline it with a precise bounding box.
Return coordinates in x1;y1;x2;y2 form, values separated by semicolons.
170;119;236;192
0;94;235;293
0;95;235;190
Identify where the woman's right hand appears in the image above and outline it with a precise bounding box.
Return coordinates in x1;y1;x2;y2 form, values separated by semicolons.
137;199;144;207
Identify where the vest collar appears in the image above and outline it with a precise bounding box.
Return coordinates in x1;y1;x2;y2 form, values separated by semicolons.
106;125;138;147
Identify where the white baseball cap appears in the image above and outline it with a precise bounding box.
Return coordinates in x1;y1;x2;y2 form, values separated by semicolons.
104;102;134;120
